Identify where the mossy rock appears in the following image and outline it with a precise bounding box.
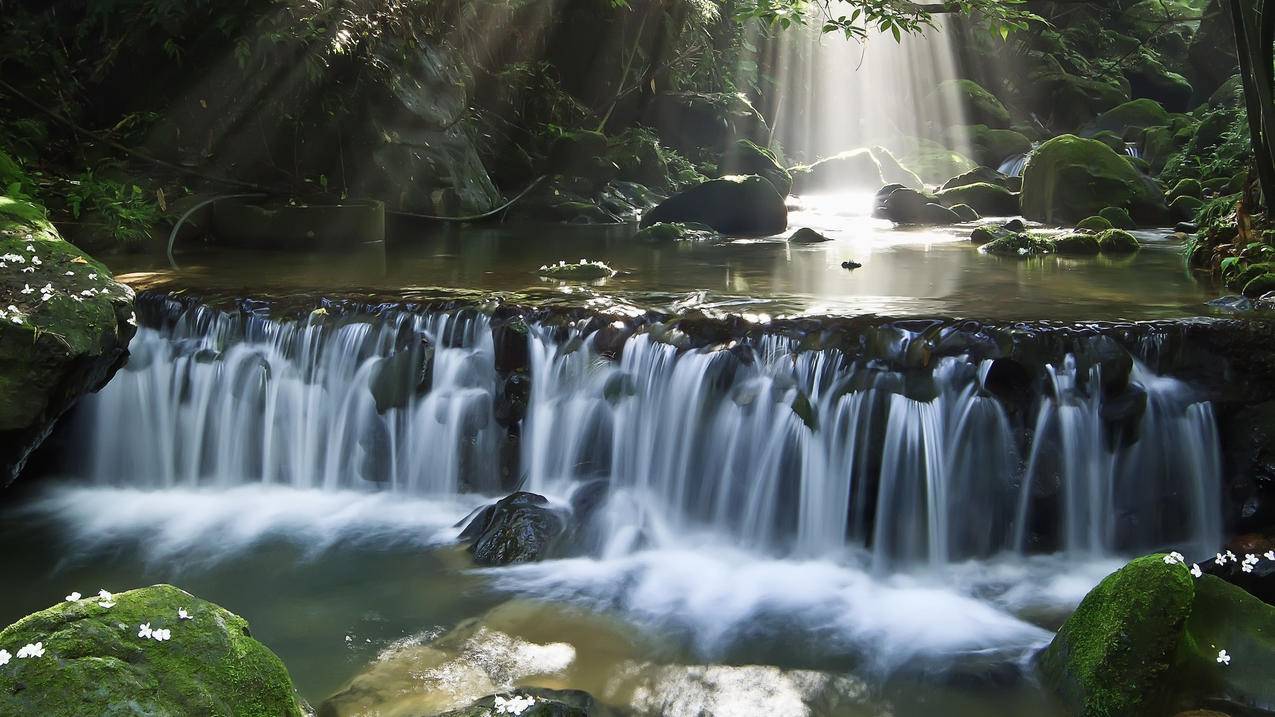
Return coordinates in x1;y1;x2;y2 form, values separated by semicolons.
789;227;831;243
897;140;978;184
608;129;672;190
1122;55;1193;113
970;225;1015;246
949;204;980;222
546;130;615;185
792;149;884;192
1141;125;1181;173
1243;272;1275;298
720;139;792;197
0;211;135;485
1088;130;1129;154
931;79;1011;128
981;232;1049;257
1021;135;1169;225
935;182;1020;216
954;125;1033;167
1029;69;1130;130
1051;232;1102;255
1171;195;1205;221
642;175;786;236
1097;228;1141;254
1077;216;1113;232
868;146;924;190
940;166;1015;192
633;221;717;243
0;584;305;717
1039;555;1195;717
1171;178;1204;200
1099;206;1137;229
538;260;617;281
437;689;614;717
1172;575;1275;714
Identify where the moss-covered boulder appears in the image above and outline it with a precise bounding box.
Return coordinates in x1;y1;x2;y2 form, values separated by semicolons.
940;166;1015;192
981;232;1050;257
949;204;980;222
437;689;614;717
1099;206;1136;229
1243;273;1275;298
641;175;787;236
0;203;135;485
1028;69;1130;130
1173;575;1275;713
1187;0;1241;105
931;79;1011;128
1171;178;1204;200
547;130;614;185
1122;55;1193;113
642;91;769;159
935;182;1020;217
954;125;1033;167
0;584;305;716
1020;135;1169;225
970;225;1016;246
1096;228;1141;254
874;187;960;225
720;139;792;197
1077;216;1113;232
789;227;831;243
792;149;884;192
1091;99;1172;136
1051;232;1102;255
633;222;717;243
868;146;924;190
1039;555;1195;717
1171;195;1205;221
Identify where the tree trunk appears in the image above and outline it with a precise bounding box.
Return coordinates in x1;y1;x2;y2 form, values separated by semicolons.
1229;0;1275;216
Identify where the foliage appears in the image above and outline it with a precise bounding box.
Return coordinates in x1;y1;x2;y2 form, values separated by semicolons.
64;169;163;245
737;0;1037;41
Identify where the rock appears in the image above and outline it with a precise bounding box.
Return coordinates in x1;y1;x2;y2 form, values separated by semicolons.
1038;555;1195;717
1173;575;1275;714
954;125;1033;168
841;260;862;270
608;128;674;190
874;187;959;225
940;166;1015;192
1242;273;1275;298
1027;68;1130;130
949;204;980;222
1099;206;1137;229
868;146;924;190
720;139;792;196
935;182;1020;216
1170;178;1204;200
1077;216;1114;232
1051;232;1102;255
896;139;978;184
633;222;717;242
1003;219;1027;232
981;232;1049;257
1087;130;1129;154
1122;55;1193;113
1096;229;1141;254
970;225;1013;246
930;79;1011;128
641;175;787;236
1177;221;1200;233
1208;75;1245;109
1201;539;1275;606
460;492;568;566
0;584;305;717
1171;195;1205;221
643;91;769;159
792;149;884;192
0;209;135;486
1187;0;1240;105
1020;135;1169;225
789;227;831;243
370;339;434;412
547;130;615;185
1090;99;1172;136
437;689;614;717
538;260;617;281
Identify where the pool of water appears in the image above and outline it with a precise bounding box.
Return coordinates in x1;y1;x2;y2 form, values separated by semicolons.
0;481;1125;716
113;193;1218;321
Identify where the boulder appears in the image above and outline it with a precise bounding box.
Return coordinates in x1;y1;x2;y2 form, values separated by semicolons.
438;689;615;717
935;182;1020;217
940;166;1015;192
1187;0;1241;105
970;225;1017;246
930;79;1011;128
1020;135;1169;225
459;492;568;566
633;222;718;242
868;146;924;190
720;139;792;196
641;175;787;236
789;227;831;243
1090;99;1171;137
1172;575;1275;714
547;130;615;185
1100;206;1137;229
0;207;135;486
0;585;305;716
1077;216;1113;232
874;187;960;225
896;140;978;184
949;204;980;222
981;232;1050;257
954;125;1033;167
1051;232;1102;255
1171;195;1205;221
792;149;884;192
608;129;672;190
1038;555;1195;717
1096;229;1141;254
1122;54;1193;113
642;91;769;159
1027;68;1130;130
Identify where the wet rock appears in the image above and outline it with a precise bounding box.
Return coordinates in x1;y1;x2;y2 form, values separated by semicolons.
940;166;1016;192
547;130;615;186
1089;98;1172;135
790;227;831;243
1020;135;1169;225
643;91;769;159
949;204;980;222
720;139;792;196
1207;295;1253;312
1051;232;1102;255
935;182;1020;216
1099;206;1137;229
0;585;305;717
1076;216;1113;232
1221;401;1275;533
641;176;787;236
981;232;1050;257
370;340;434;413
1201;535;1275;605
1171;195;1205;222
1096;228;1141;254
982;358;1034;414
460;492;568;566
792;149;885;192
874;187;959;225
438;689;614;717
952;126;1033;169
1172;573;1275;714
633;221;718;242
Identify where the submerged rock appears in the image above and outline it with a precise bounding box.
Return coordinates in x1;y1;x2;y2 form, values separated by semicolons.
1020;135;1169;225
789;227;831;243
0;207;135;485
634;222;718;243
0;584;305;717
641;176;787;236
460;492;568;566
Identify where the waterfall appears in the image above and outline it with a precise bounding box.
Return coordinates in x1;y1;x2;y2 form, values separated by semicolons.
998;152;1030;177
77;298;1225;567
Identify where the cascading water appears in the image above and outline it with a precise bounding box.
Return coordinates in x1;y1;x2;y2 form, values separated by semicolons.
79;297;1224;569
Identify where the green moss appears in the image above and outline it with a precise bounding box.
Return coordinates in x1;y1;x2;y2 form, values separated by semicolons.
1092;99;1171;136
935;182;1019;216
0;195;46;222
1051;232;1102;255
980;232;1049;257
1021;135;1168;225
1077;216;1113;232
868;146;923;190
896;139;978;184
949;204;980;222
1099;206;1136;229
0;585;305;717
1170;195;1204;219
1097;228;1141;254
954;124;1032;166
1169;178;1203;200
633;222;716;242
1243;272;1275;298
721;139;792;196
1173;575;1275;712
1039;555;1195;717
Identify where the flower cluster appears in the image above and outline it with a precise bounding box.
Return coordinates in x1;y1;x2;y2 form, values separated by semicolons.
493;694;539;715
2;240;115;320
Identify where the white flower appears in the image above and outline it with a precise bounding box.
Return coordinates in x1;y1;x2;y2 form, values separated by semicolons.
31;256;41;266
88;273;97;280
1217;649;1231;665
16;642;44;659
98;601;116;609
8;316;20;325
98;589;113;601
66;592;82;602
80;290;94;297
25;244;33;252
494;694;538;715
1227;550;1238;562
64;271;74;276
1163;552;1185;565
1216;552;1228;564
71;296;83;303
1191;563;1203;578
152;628;171;642
1265;550;1275;561
20;285;33;295
0;650;9;666
177;609;191;621
138;623;153;639
21;267;34;273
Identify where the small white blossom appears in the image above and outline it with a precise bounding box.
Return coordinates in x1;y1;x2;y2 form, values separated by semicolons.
138;623;153;639
30;256;41;266
494;694;538;715
64;271;73;276
88;273;98;280
1163;552;1185;565
16;643;44;659
1217;649;1231;665
177;609;191;621
21;267;34;273
0;650;9;666
66;592;82;602
1191;564;1203;578
20;285;33;295
25;244;33;252
1265;550;1275;562
152;628;171;642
